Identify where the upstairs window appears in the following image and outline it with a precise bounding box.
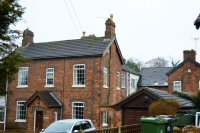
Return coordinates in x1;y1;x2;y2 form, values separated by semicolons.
46;68;54;86
18;67;28;87
117;72;120;89
121;74;126;88
173;81;181;92
73;64;85;86
16;101;27;122
72;102;84;119
131;78;136;89
103;67;108;87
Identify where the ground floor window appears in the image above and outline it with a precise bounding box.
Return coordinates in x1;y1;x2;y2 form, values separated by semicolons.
0;108;4;123
72;102;84;119
16;101;27;122
102;110;108;124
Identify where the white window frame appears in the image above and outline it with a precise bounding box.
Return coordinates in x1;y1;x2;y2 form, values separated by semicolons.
54;111;58;121
17;67;28;88
45;68;54;87
121;74;126;88
72;102;84;119
73;64;86;87
199;80;200;90
173;81;182;92
15;101;27;122
103;67;108;88
117;72;120;89
131;78;136;89
102;110;108;124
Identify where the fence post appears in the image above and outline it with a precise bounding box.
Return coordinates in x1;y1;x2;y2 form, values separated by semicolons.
118;126;121;133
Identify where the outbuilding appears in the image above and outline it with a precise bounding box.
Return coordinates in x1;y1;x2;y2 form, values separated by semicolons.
113;87;195;125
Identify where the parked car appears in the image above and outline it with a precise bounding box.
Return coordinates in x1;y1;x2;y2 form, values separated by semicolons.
40;119;96;133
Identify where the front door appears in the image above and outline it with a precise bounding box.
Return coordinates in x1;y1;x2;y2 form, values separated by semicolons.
35;110;43;132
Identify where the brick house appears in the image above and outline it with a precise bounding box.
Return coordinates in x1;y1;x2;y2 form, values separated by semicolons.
167;50;200;93
122;65;140;96
6;15;132;132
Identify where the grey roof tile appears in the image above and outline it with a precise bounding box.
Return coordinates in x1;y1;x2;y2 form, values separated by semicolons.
146;88;194;108
140;67;172;87
39;91;61;108
122;64;140;75
20;37;112;59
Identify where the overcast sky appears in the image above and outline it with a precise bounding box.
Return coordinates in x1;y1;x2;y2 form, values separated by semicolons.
15;0;200;63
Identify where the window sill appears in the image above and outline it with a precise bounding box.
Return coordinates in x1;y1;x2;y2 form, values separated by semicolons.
117;87;121;90
72;85;86;88
17;85;28;88
45;85;54;88
15;120;26;123
121;87;126;89
103;85;108;88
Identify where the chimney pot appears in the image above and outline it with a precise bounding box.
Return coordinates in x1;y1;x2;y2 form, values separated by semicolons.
82;31;86;37
22;29;34;46
183;50;196;61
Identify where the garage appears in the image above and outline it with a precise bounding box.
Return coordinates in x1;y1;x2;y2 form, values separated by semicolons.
113;87;195;125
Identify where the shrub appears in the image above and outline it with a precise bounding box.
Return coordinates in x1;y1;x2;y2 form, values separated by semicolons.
149;99;180;116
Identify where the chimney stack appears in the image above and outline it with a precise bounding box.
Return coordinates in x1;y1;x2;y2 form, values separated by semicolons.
105;14;116;39
22;29;34;46
183;50;196;61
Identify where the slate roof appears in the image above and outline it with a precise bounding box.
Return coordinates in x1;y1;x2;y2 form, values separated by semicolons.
140;67;172;87
194;14;200;30
26;90;62;108
122;64;140;75
19;36;113;59
166;58;200;75
114;87;195;109
146;88;194;108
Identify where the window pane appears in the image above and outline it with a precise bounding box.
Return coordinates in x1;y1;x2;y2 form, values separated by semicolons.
74;65;85;85
103;67;108;86
117;72;120;88
46;68;54;85
18;67;28;86
72;102;84;119
16;101;27;120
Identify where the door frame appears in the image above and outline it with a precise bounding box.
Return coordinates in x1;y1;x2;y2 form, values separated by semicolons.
34;109;44;132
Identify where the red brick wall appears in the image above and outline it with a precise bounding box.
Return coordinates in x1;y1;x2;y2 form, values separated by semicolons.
168;60;200;93
7;42;125;131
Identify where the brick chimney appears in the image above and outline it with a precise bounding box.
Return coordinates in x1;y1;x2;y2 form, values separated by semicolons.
105;14;116;39
22;29;34;46
183;50;196;61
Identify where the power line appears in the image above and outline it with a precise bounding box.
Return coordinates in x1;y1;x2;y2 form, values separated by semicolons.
68;0;83;31
63;0;80;36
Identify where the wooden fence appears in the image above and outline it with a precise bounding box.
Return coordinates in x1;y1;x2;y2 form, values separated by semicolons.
88;124;141;133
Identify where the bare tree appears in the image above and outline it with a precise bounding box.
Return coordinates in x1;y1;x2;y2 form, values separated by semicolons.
145;57;169;67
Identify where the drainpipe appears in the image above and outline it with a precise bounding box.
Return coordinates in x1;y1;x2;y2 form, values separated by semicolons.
107;47;111;104
4;71;8;130
61;59;66;119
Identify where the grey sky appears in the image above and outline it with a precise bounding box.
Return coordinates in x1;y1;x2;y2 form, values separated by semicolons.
16;0;200;63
